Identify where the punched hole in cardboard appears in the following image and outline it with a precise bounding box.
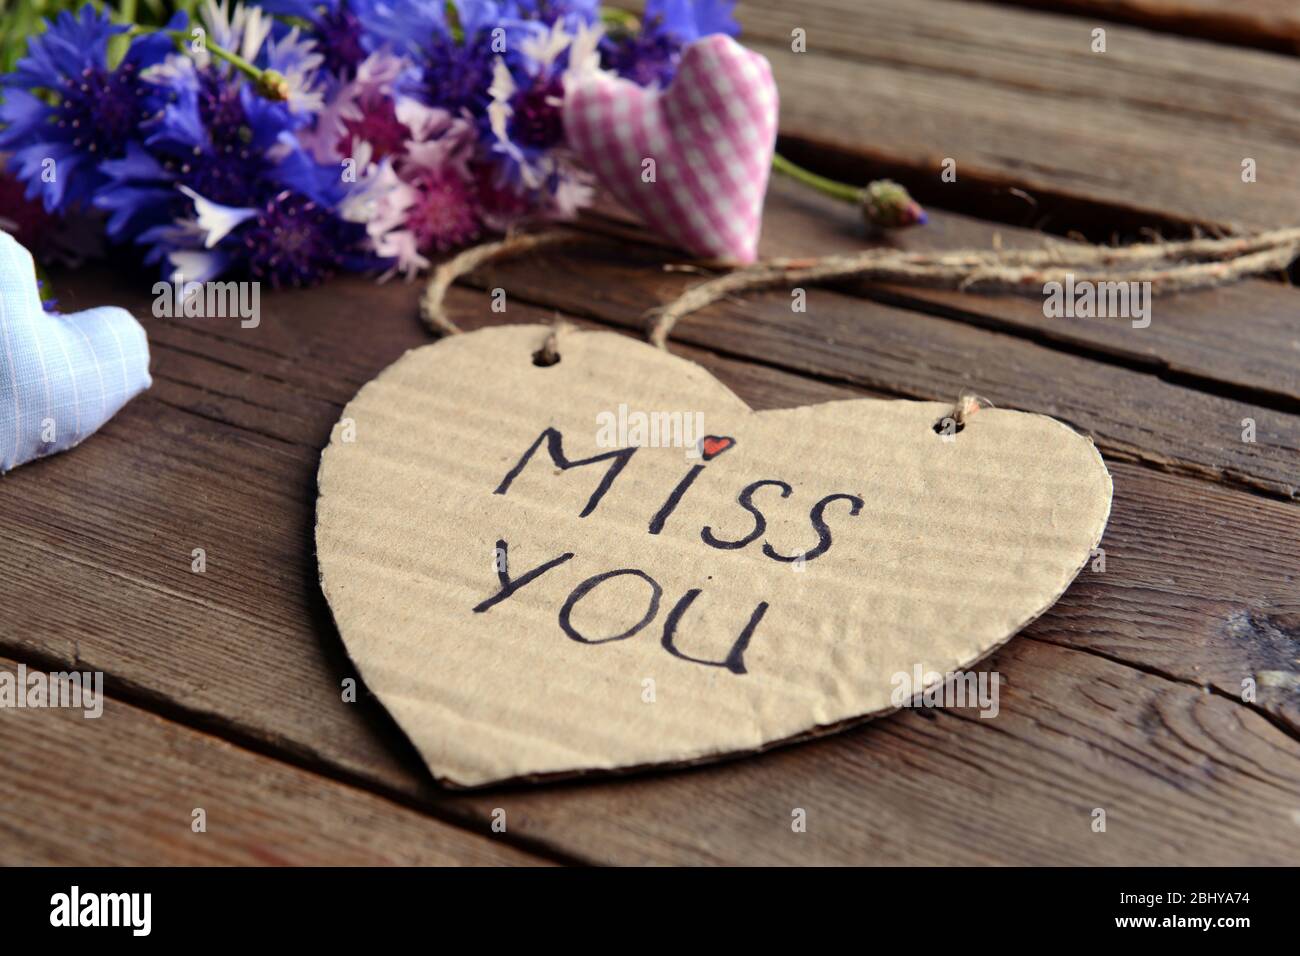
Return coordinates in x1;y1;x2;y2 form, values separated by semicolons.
932;415;965;438
932;394;986;439
532;347;561;367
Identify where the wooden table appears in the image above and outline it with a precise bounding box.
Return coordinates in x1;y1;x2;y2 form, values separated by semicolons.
3;0;1298;865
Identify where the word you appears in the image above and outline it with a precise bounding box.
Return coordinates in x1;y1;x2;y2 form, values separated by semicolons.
890;663;999;718
152;277;260;328
50;886;151;936
0;664;103;718
1042;273;1151;329
595;403;704;452
474;427;864;675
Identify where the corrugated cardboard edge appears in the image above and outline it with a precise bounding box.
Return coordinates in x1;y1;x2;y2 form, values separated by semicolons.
314;329;1113;790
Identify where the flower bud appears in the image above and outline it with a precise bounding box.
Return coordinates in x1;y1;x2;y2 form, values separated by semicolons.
256;69;291;102
861;179;927;229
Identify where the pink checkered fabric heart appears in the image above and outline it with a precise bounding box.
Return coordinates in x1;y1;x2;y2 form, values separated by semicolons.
565;35;778;264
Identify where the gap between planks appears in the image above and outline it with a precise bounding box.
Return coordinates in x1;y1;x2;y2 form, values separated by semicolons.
0;641;590;867
142;298;1300;709
982;0;1300;56
736;0;1300;241
3;300;1297;863
11;0;1298;864
456;238;1300;502
574;175;1300;418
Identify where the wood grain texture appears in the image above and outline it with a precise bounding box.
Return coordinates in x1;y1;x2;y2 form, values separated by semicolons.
452;636;1300;865
464;228;1300;500
993;0;1300;53
3;1;1298;864
0;658;545;865
738;0;1300;231
738;176;1300;410
1;258;1296;864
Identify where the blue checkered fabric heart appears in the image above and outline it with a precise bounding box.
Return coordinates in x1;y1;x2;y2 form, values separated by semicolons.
0;231;151;473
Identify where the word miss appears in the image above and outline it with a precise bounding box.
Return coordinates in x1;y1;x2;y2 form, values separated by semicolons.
495;427;863;562
470;427;864;674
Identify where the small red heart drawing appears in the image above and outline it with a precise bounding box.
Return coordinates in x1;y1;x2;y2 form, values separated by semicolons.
700;435;736;461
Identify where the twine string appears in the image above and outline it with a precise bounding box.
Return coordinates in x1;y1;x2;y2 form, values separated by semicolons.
645;228;1300;348
535;316;572;365
419;230;583;336
417;228;1300;382
951;393;984;428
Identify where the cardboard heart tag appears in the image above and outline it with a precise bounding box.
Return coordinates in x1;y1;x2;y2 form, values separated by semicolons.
316;325;1111;787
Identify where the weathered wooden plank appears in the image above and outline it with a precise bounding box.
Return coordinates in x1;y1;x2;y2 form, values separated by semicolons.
59;266;1300;719
2;268;1297;864
458;236;1300;499
731;176;1300;410
3;0;1292;866
736;0;1300;231
996;0;1300;53
567;345;1300;737
0;658;546;865
471;635;1300;866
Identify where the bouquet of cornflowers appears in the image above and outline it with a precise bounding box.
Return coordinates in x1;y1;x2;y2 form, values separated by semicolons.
0;0;742;287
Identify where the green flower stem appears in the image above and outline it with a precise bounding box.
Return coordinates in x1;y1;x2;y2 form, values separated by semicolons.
108;0;140;67
123;23;284;97
600;8;640;31
179;31;265;83
772;152;862;204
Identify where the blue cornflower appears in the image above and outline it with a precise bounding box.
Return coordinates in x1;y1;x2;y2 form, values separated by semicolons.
77;0;376;287
93;55;296;243
514;0;600;29
653;0;740;39
254;0;371;77
420;31;498;115
98;41;378;286
159;186;373;288
0;5;177;212
361;1;547;117
598;27;680;88
150;62;303;205
601;0;739;87
130;156;380;288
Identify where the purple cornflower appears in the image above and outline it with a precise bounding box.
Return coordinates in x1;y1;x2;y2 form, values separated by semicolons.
600;0;739;87
94;5;382;286
238;189;372;287
255;0;370;77
0;0;760;285
405;167;481;252
361;1;556;118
